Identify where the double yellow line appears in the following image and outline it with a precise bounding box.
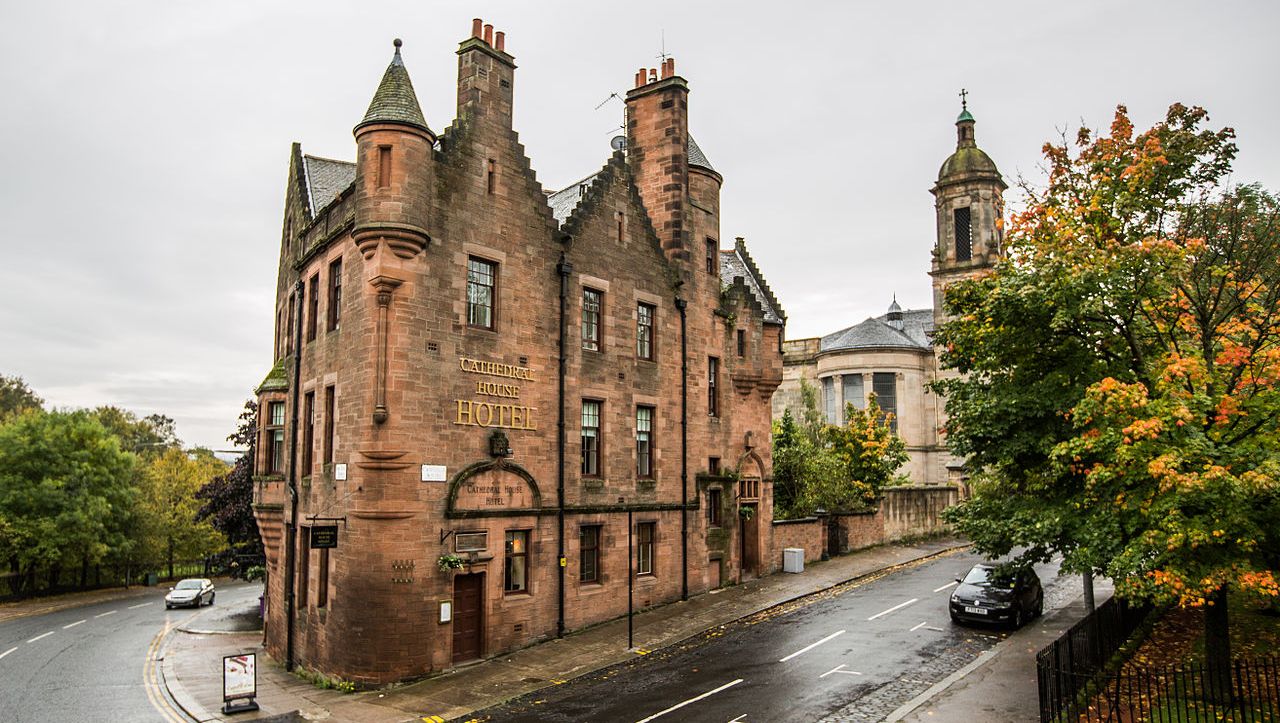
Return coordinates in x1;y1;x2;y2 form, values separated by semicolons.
143;617;190;722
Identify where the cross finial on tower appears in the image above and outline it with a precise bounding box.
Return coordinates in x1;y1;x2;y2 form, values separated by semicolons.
959;88;968;111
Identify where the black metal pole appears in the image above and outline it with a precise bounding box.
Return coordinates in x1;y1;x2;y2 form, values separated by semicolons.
676;297;688;601
556;254;571;638
285;279;304;672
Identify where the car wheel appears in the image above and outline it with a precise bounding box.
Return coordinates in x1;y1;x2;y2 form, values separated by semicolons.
1034;593;1044;618
1013;607;1026;629
165;604;172;610
208;592;215;605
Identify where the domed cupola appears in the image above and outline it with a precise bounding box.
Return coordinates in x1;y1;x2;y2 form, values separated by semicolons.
886;297;904;330
936;102;1003;187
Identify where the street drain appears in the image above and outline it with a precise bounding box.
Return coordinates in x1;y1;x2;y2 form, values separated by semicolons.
522;677;545;684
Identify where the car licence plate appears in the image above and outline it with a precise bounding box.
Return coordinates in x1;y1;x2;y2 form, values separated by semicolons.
964;606;988;615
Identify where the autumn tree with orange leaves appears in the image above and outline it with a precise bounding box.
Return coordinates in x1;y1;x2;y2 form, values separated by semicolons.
934;104;1280;673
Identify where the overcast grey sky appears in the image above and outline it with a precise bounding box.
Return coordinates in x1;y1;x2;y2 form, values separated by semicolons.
2;1;1277;450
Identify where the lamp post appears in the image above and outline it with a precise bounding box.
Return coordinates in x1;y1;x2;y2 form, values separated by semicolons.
621;496;633;650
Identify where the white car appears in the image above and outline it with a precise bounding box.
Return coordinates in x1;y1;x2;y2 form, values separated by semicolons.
165;578;215;609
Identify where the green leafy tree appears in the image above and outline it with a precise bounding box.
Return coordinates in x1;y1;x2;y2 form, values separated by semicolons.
822;397;910;509
136;447;228;578
0;375;43;419
0;409;137;591
92;406;180;457
773;381;906;517
935;103;1280;675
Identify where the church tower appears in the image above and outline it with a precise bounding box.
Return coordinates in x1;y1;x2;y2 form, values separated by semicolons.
929;93;1006;328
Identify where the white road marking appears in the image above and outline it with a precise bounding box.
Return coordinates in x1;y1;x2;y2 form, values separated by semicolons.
128;602;152;609
62;620;86;629
0;647;17;659
910;621;928;632
925;626;945;632
933;581;958;593
869;598;918;621
820;664;863;678
94;610;117;618
635;678;744;723
27;631;53;643
779;629;846;663
728;717;747;723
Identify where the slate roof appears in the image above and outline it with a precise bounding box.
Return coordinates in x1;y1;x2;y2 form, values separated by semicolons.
547;173;601;225
688;135;715;173
356;43;431;135
303;155;356;216
820;308;933;352
721;248;784;324
550;136;715;226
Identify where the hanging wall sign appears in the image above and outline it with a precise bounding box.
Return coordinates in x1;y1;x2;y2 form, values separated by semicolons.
310;525;339;549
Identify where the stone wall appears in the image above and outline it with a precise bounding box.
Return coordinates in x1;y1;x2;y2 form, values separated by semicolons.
770;485;959;563
881;485;959;541
769;517;825;569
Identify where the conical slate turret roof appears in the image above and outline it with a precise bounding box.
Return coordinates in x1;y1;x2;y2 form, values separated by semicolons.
356;39;432;135
688;135;716;173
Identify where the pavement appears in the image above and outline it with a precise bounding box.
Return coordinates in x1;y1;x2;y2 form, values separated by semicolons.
2;540;1110;722
892;576;1115;723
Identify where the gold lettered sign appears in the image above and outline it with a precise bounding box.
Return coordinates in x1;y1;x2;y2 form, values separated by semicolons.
453;468;535;510
454;357;537;431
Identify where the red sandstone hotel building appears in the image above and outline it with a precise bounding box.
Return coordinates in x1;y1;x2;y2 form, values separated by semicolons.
253;20;785;685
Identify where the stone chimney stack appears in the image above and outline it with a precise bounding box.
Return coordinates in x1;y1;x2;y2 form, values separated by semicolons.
457;17;516;126
625;57;690;266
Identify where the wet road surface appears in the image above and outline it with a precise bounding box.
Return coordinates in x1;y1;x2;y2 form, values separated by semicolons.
469;550;1069;723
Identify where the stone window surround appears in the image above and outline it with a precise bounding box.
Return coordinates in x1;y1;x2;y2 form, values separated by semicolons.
462;243;506;332
816;370;906;420
634;289;662;363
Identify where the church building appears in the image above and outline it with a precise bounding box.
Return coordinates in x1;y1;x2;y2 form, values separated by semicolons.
771;101;1006;487
252;20;785;685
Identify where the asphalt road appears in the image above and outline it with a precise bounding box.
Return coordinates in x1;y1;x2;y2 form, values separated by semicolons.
0;580;263;722
471;550;1070;723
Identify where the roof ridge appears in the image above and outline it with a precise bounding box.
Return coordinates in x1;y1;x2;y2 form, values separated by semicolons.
303;154;355;166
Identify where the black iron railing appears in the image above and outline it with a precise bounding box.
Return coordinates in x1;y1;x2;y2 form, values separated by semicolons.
1037;596;1152;722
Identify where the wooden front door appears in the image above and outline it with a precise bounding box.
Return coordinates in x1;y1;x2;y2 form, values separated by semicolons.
740;503;758;578
451;573;484;663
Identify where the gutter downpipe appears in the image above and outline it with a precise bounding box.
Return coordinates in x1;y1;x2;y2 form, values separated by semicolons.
676;297;688;601
285;279;304;672
556;252;572;637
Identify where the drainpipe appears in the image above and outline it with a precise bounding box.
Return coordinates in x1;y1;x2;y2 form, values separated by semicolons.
676;297;688;601
285;278;304;671
556;252;572;637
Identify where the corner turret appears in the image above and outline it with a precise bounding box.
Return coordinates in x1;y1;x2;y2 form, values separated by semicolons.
352;39;434;270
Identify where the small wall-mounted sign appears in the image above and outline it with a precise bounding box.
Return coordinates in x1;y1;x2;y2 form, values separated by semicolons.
421;464;447;482
334;463;347;481
222;653;259;714
439;600;453;624
310;525;339;549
